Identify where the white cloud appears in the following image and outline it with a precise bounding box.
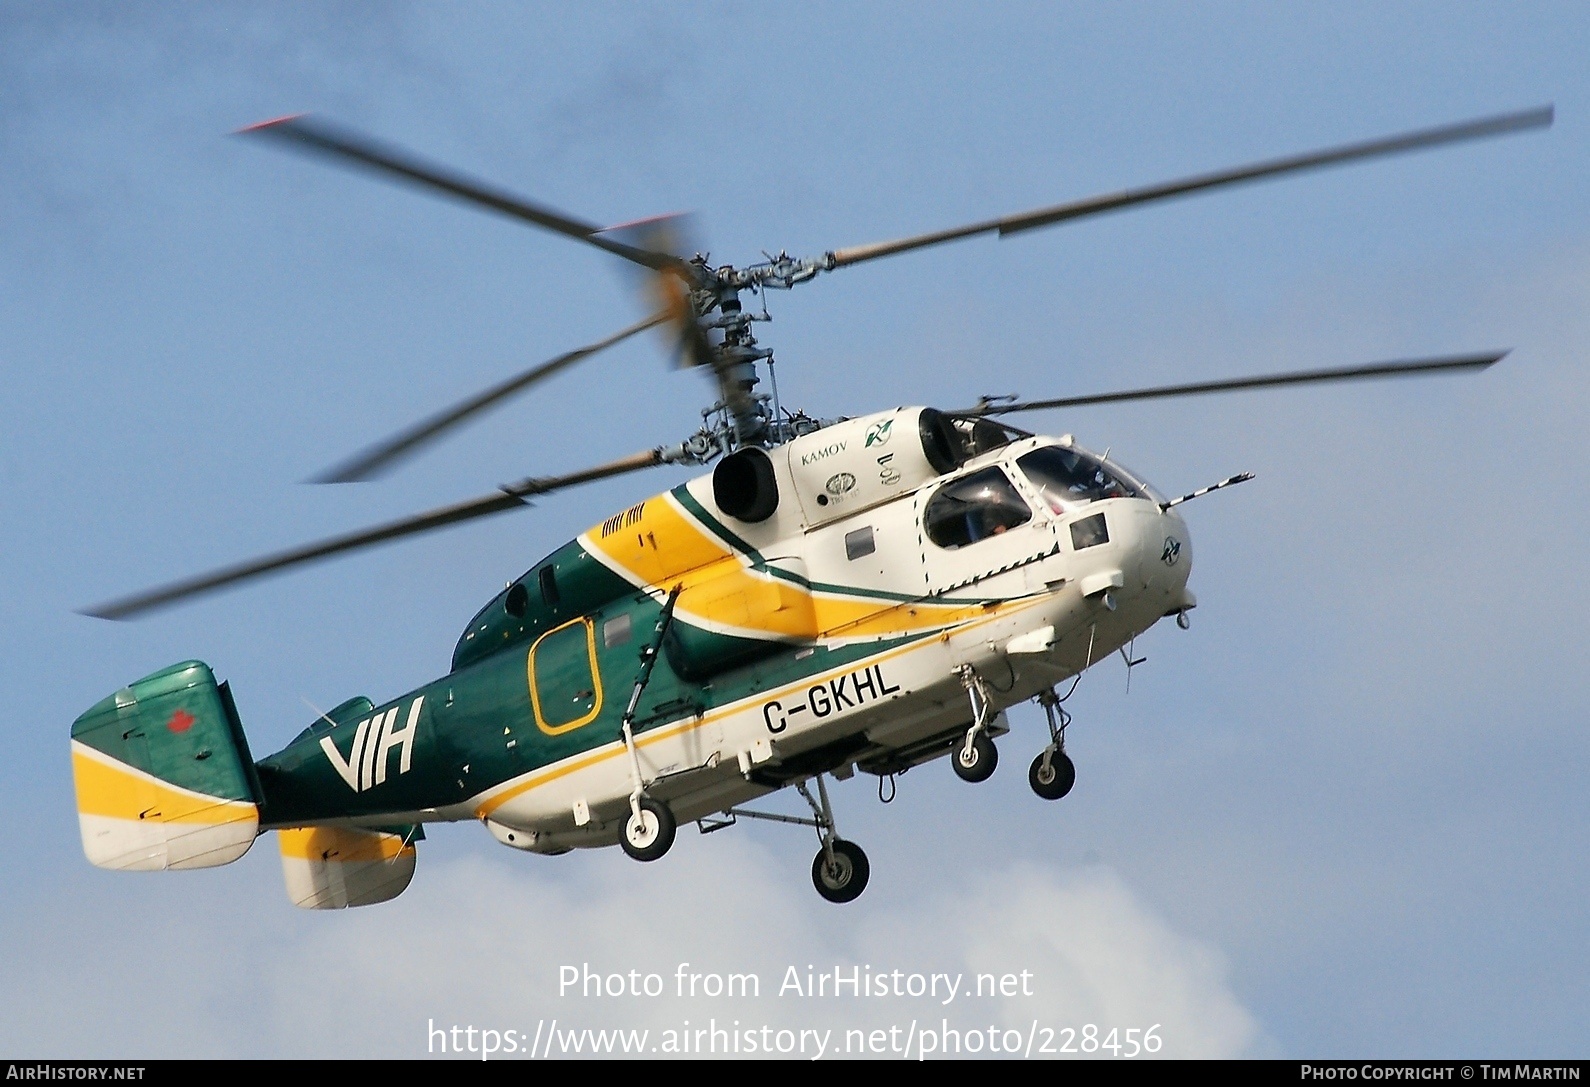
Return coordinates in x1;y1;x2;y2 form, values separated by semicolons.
1;834;1262;1059
255;836;1263;1059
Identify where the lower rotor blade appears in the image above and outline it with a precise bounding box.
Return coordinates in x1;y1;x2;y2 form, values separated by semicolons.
85;448;670;620
500;447;669;496
972;351;1506;416
312;312;668;483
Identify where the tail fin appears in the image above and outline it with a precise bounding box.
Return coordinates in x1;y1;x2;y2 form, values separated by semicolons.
70;661;260;871
278;825;419;909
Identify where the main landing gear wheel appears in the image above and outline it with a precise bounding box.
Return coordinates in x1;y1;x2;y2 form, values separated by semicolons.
952;732;998;783
1029;750;1076;800
619;797;676;862
811;839;870;904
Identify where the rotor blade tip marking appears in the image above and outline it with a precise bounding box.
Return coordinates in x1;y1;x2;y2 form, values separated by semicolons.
236;113;308;135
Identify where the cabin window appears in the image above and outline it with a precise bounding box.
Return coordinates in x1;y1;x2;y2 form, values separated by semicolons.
1070;512;1109;550
504;582;529;618
538;565;560;608
528;619;602;734
845;526;876;560
922;467;1032;550
956;416;1023;458
603;612;633;649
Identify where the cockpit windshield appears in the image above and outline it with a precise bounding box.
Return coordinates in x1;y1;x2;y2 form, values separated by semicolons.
1017;444;1145;515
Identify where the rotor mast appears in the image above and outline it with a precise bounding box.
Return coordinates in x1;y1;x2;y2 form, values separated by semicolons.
682;250;834;457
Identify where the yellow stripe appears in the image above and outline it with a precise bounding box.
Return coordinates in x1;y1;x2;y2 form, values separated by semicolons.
277;825;415;863
70;742;255;826
473;594;1050;819
582;492;732;588
677;566;817;640
582;490;1002;641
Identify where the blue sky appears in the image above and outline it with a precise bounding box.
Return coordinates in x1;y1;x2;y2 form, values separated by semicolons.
1;2;1584;1058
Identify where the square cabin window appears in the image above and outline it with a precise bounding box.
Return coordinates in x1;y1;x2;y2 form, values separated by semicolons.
603;612;633;649
1069;512;1109;551
845;526;876;560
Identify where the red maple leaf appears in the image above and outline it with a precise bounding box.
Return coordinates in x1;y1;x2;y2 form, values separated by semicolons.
166;708;196;734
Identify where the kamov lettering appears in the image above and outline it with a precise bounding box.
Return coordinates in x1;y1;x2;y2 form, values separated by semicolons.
800;441;846;466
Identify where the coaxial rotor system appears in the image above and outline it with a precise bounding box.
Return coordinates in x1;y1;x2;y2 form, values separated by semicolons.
84;105;1551;619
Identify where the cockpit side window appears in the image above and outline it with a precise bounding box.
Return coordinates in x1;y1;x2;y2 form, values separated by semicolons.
1017;446;1142;515
923;467;1032;550
949;416;1027;459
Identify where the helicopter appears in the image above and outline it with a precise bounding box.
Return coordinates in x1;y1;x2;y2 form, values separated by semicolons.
68;104;1550;907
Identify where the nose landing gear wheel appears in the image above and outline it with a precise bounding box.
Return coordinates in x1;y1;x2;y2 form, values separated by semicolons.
952;731;998;783
619;797;676;862
1029;750;1076;800
811;839;870;903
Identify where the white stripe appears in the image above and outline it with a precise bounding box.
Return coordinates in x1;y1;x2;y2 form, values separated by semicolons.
320;718;370;791
361;709;395;792
375;698;423;785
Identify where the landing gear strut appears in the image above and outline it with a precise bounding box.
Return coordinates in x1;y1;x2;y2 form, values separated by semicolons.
1029;688;1076;801
801;776;869;903
617;586;681;863
711;773;870;903
952;664;1000;783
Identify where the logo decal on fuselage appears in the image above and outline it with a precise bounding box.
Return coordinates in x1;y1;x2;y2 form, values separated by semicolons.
320;696;424;792
1161;537;1182;566
864;420;894;447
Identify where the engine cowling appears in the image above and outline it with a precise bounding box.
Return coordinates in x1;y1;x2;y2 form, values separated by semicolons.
782;407;963;528
713;447;780;523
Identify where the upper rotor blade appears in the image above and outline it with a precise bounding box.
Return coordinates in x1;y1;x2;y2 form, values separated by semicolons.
238;114;685;275
312;312;669;483
828;106;1553;269
84;448;670;620
969;351;1507;416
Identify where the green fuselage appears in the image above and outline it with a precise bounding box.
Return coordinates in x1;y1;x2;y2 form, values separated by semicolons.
252;520;920;829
